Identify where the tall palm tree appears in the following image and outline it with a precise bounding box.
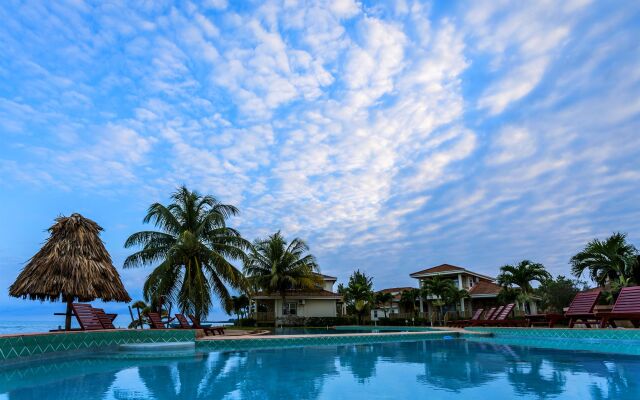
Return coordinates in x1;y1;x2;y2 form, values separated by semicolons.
422;277;458;325
399;288;421;316
375;291;394;318
124;186;250;321
571;232;639;287
497;260;551;293
226;294;250;324
244;232;321;316
341;270;374;324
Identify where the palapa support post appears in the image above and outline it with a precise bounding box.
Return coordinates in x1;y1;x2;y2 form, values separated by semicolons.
65;297;73;331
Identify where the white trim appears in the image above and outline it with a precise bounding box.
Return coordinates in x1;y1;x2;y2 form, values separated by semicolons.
411;269;495;281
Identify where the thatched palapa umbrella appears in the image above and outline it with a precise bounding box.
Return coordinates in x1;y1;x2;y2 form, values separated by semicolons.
9;213;131;330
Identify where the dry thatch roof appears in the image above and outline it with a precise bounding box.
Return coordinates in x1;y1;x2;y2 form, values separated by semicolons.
9;213;131;303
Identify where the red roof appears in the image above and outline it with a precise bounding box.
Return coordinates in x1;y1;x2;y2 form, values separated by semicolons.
468;281;502;296
376;287;415;294
253;289;342;299
410;264;465;277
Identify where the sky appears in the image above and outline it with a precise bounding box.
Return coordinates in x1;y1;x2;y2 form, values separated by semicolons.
1;0;639;324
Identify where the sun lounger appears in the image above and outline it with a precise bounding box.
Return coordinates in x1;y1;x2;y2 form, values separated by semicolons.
565;290;602;328
451;308;484;327
188;314;225;335
71;303;104;331
146;312;167;329
597;286;640;328
92;307;116;329
175;313;192;329
484;303;528;326
525;312;564;328
469;306;504;326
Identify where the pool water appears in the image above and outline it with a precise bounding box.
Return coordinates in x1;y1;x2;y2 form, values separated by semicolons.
272;327;413;335
1;339;639;399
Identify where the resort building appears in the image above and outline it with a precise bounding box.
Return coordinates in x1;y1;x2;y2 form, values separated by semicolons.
370;287;415;321
252;273;343;323
409;264;539;317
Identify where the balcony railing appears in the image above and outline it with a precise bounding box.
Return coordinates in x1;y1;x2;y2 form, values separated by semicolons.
252;311;275;321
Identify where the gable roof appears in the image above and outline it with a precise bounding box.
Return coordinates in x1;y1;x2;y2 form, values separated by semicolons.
376;287;415;294
467;281;502;297
314;273;337;280
253;289;342;300
410;264;464;276
409;264;494;281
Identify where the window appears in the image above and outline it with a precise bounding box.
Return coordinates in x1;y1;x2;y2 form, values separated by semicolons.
283;302;297;315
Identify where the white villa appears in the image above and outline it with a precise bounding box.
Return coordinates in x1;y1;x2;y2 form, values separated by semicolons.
410;264;539;317
252;273;343;323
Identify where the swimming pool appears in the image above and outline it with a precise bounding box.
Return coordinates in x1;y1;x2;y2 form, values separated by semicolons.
271;326;432;335
1;338;638;399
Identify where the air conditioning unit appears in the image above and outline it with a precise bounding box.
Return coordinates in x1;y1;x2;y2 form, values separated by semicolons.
299;299;306;305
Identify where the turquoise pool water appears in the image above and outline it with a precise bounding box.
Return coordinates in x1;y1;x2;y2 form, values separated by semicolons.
272;327;421;335
1;338;638;399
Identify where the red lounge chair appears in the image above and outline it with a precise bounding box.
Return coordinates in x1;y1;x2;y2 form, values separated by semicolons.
526;312;564;328
484;304;528;326
451;308;484;327
175;313;192;329
188;314;225;335
146;312;167;329
598;286;640;328
469;306;504;326
71;303;104;331
565;289;602;328
93;308;116;329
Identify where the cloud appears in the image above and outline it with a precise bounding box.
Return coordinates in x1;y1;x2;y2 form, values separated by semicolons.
1;0;639;294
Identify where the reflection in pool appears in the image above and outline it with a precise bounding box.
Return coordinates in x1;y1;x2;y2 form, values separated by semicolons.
1;339;639;399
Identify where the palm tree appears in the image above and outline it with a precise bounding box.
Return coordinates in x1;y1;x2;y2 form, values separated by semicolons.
244;232;321;318
226;294;250;325
497;260;551;293
399;288;420;317
129;300;149;329
124;186;250;321
422;277;458;325
375;292;394;318
341;270;374;324
571;232;639;287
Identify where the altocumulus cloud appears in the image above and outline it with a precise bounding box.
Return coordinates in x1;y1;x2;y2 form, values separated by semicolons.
1;0;639;291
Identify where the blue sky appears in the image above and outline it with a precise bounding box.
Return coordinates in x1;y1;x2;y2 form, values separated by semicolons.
1;0;639;324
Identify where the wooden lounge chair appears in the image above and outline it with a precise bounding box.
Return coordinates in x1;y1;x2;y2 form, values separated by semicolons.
565;289;602;328
146;312;167;329
484;304;528;326
469;306;504;326
93;308;116;329
597;286;640;328
175;313;192;329
188;314;225;335
71;303;104;331
451;308;484;327
526;312;564;328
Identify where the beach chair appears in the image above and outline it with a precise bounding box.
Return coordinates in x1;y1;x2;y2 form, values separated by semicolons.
175;313;192;329
93;308;116;329
451;308;484;327
188;314;225;335
565;290;602;328
597;286;640;328
71;303;104;331
469;306;504;326
483;304;528;326
146;312;167;329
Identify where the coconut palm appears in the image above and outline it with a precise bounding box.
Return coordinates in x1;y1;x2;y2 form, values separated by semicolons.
422;277;458;325
9;213;130;330
124;186;250;321
244;232;321;316
570;232;639;287
129;300;149;329
226;294;250;324
399;288;421;316
497;260;551;293
340;270;374;324
375;291;394;318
